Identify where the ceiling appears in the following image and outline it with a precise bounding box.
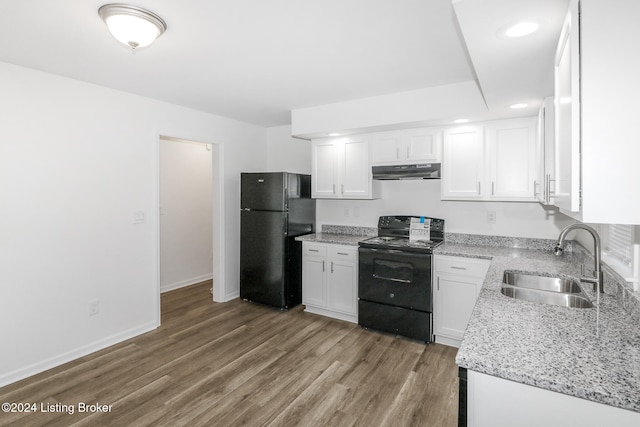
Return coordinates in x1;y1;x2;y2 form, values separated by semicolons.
0;0;568;128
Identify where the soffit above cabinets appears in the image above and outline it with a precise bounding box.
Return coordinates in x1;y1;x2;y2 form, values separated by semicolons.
452;0;569;117
291;0;571;138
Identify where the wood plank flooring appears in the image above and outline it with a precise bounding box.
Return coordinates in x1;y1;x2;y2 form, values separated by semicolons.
0;281;459;426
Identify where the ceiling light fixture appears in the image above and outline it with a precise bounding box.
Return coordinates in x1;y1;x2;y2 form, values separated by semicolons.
505;22;539;38
98;3;167;50
453;119;469;124
510;103;528;109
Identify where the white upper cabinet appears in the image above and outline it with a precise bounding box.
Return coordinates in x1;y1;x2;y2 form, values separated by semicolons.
371;128;442;165
536;97;555;205
553;0;581;214
442;126;484;200
311;135;379;199
311;140;338;198
442;118;537;202
553;0;640;224
485;117;537;200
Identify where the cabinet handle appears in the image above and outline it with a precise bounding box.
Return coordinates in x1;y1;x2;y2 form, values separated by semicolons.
322;260;325;272
450;266;467;270
331;261;334;273
477;181;481;195
308;249;319;252
337;252;349;256
341;184;344;194
437;277;440;291
492;181;495;196
332;184;336;194
396;147;400;160
545;174;556;204
534;180;538;198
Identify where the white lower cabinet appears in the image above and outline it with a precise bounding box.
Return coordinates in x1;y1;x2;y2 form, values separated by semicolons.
434;255;490;347
302;242;358;323
467;370;640;427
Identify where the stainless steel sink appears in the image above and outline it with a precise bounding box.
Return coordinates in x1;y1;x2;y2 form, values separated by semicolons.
500;271;593;309
503;271;582;293
500;286;593;308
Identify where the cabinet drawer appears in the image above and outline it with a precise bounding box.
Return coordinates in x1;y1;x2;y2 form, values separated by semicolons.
303;243;327;257
328;245;357;261
435;255;490;277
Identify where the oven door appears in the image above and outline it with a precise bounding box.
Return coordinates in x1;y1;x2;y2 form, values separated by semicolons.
358;247;432;311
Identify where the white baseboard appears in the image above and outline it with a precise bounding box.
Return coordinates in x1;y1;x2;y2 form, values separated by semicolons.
435;334;461;348
0;320;159;388
160;273;213;293
224;290;240;302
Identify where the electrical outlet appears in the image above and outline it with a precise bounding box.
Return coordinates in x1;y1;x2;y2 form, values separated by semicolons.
89;300;100;316
344;208;350;217
133;211;146;224
487;211;497;224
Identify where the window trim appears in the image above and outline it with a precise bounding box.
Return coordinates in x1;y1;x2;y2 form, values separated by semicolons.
601;224;635;279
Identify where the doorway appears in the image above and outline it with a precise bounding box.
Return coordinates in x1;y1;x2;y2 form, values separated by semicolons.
157;135;225;304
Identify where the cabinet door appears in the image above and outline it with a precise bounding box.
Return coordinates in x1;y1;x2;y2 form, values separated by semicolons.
435;275;479;340
486;118;536;200
302;256;327;308
442;126;483;200
340;136;371;198
371;133;401;165
406;128;441;162
554;0;581;213
328;259;357;315
311;141;336;198
536;97;556;204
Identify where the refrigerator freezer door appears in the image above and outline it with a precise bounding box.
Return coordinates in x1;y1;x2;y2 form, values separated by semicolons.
241;172;287;212
240;210;288;307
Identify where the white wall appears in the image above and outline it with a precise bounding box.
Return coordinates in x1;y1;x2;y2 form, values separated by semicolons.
266;125;311;174
0;61;266;386
159;138;213;293
317;180;575;239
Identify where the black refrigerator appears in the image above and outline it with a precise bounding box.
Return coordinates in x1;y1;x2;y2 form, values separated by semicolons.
240;172;315;309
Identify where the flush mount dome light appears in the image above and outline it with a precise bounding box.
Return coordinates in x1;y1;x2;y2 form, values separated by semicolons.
98;3;167;50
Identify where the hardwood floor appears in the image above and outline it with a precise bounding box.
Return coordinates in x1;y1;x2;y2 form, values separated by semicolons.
0;281;459;426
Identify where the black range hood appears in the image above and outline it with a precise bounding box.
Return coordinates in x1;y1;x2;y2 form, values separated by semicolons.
372;163;441;180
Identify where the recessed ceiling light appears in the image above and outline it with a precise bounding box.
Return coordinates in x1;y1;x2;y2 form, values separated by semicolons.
510;103;528;109
453;119;469;124
328;133;341;137
505;22;539;38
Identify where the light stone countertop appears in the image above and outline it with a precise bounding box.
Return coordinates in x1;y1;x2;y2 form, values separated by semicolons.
295;232;369;246
295;224;377;246
437;242;640;413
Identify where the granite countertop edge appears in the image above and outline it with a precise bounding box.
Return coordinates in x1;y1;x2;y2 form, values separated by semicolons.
295;233;368;246
437;242;640;414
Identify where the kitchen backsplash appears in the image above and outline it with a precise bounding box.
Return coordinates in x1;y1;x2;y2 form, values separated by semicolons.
445;232;573;252
321;224;377;236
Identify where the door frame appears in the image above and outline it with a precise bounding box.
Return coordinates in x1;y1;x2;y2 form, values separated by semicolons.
155;133;226;315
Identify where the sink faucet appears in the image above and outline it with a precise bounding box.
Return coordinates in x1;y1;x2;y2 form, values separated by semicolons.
555;224;604;294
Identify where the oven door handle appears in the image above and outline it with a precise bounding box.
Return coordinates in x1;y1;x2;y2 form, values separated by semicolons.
359;247;410;255
372;274;410;284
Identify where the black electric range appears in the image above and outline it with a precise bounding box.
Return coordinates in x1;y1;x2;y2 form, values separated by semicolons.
359;215;444;252
358;215;445;342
